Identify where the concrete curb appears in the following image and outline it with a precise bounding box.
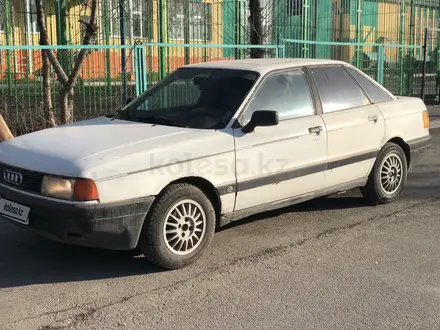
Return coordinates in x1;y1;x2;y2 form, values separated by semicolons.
430;126;440;134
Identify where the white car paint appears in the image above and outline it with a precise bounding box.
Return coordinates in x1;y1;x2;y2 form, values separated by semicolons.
0;59;430;218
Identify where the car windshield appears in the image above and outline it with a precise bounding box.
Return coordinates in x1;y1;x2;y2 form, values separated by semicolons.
116;68;259;129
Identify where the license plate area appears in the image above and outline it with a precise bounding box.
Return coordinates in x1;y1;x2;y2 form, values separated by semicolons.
0;198;30;225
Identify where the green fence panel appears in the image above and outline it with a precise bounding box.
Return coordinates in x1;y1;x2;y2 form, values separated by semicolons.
135;46;148;96
377;45;385;85
282;38;424;95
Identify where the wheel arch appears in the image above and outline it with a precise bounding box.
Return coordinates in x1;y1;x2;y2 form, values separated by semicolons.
386;137;411;168
155;176;222;226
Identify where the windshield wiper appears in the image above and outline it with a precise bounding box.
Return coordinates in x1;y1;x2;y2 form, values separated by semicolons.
115;110;133;118
138;116;188;128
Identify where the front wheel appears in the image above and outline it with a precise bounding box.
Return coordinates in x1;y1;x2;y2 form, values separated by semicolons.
361;142;408;204
138;183;216;270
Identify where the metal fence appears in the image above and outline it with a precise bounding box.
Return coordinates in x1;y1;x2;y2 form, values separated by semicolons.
1;0;438;49
422;28;440;104
0;43;278;135
282;39;427;97
0;40;439;136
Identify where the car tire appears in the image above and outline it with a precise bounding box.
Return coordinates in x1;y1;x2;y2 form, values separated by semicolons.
361;142;408;205
138;183;216;270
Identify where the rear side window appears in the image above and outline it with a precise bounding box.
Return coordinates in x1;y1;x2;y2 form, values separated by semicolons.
346;67;393;104
310;66;370;113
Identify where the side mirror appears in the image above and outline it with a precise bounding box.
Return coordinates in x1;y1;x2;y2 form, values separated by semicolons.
242;110;279;133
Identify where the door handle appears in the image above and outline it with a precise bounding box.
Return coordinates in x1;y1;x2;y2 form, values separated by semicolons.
368;115;378;122
308;126;323;134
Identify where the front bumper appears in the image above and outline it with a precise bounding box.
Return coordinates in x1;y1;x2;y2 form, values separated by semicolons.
408;135;432;170
0;184;155;250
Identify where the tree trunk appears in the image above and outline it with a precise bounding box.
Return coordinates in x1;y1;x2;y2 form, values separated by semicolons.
249;0;264;59
42;50;56;127
36;0;99;125
35;0;56;127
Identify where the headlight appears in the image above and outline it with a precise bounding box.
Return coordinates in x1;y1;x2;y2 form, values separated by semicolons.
41;176;99;201
41;176;74;200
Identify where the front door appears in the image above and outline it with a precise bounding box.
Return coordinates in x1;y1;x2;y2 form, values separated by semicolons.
232;68;328;211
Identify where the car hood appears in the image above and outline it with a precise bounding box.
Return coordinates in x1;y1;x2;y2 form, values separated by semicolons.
0;116;222;179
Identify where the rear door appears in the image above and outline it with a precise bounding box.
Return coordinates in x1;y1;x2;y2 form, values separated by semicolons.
308;65;386;187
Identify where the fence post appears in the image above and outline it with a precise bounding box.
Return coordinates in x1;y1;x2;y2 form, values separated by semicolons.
398;0;406;95
377;45;385;85
135;46;148;96
4;0;13;97
102;0;112;92
184;1;190;65
302;0;310;58
158;0;167;79
408;0;415;95
355;0;364;68
421;28;428;101
437;26;440;104
282;40;286;59
119;0;127;105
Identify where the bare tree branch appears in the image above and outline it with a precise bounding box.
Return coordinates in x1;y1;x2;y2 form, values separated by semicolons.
249;0;264;58
66;0;99;89
36;0;99;125
35;0;69;85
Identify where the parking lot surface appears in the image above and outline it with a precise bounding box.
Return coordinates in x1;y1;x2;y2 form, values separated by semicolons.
1;134;440;330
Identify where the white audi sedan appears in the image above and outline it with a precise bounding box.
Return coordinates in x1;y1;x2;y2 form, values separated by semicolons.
0;59;431;269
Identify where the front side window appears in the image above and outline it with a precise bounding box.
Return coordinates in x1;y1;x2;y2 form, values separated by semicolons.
242;69;315;124
117;68;259;129
310;66;370;113
346;67;393;104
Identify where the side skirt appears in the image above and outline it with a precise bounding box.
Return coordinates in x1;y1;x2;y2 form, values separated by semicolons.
219;178;367;227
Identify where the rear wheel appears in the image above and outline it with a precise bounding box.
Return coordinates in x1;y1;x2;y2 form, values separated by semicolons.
138;183;216;270
361;142;407;204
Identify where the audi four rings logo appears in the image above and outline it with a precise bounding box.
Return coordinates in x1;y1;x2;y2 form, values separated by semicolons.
3;170;23;186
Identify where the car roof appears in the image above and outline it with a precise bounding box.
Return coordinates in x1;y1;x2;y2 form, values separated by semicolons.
183;58;348;74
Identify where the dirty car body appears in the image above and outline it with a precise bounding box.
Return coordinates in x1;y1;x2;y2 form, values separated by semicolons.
0;59;431;269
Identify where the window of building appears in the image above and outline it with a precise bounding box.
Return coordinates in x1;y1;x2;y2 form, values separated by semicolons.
168;1;212;41
109;0;152;39
310;66;370;113
29;0;40;34
243;69;315;123
110;0;122;37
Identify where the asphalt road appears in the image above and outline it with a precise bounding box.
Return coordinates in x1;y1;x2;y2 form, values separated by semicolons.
1;134;440;330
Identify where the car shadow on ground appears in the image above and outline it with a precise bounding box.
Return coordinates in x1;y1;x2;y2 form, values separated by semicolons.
0;228;163;289
219;191;368;231
0;192;367;289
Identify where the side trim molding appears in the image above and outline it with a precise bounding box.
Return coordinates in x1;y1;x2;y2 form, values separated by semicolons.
216;150;377;196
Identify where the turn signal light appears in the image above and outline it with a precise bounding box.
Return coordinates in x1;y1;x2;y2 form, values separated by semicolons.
73;179;99;201
423;110;430;129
